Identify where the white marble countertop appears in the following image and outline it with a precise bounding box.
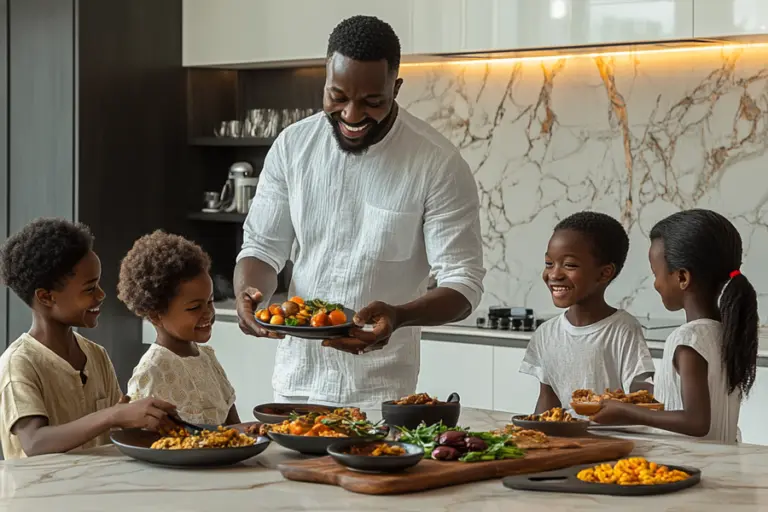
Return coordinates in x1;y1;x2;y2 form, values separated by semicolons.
2;408;767;511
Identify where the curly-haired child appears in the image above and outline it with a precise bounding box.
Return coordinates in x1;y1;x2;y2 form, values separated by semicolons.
119;231;239;426
0;218;176;459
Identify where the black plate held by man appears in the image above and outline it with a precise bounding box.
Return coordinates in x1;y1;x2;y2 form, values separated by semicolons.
253;403;333;424
254;307;357;340
110;428;270;468
503;463;702;496
327;440;424;473
381;392;461;430
510;415;590;437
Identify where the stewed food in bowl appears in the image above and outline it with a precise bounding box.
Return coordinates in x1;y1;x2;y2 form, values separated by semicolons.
382;392;461;430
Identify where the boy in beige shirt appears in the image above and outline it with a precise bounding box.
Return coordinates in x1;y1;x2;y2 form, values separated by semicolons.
0;218;176;459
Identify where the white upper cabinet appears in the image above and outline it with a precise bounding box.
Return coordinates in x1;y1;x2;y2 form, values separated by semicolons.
183;0;413;66
457;0;694;53
693;0;768;38
184;0;701;67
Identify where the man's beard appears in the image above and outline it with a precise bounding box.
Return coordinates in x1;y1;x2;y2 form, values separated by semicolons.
325;106;396;155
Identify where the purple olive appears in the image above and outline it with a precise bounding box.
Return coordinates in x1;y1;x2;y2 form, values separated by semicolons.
437;430;467;448
465;436;487;452
432;445;461;461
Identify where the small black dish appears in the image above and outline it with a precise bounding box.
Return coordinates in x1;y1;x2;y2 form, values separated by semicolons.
253;403;333;424
268;429;388;456
503;463;701;496
110;428;270;468
254;307;357;340
381;392;461;430
327;440;424;473
510;415;590;437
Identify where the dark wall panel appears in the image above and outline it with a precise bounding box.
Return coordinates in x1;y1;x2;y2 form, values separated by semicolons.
0;0;7;347
77;0;184;387
7;0;75;341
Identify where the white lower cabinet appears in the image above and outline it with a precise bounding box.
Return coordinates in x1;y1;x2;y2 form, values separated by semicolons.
491;346;542;415
736;367;768;445
206;322;278;421
417;340;494;410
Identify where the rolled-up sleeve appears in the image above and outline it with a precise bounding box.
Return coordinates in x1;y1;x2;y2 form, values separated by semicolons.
423;151;486;311
236;134;295;272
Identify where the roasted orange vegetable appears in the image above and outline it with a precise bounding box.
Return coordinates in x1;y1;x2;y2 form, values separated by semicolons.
311;312;329;327
268;304;283;316
256;310;271;322
328;310;347;326
289;296;305;305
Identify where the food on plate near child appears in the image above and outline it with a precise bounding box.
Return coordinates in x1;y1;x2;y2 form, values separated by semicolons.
150;426;255;450
522;408;578;423
577;457;691;485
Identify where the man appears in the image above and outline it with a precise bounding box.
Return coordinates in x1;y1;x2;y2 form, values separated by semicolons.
234;15;485;407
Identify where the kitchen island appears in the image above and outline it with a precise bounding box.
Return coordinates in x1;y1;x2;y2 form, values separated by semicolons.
1;408;766;511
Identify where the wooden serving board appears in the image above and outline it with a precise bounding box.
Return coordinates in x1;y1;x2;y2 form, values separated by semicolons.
277;436;635;495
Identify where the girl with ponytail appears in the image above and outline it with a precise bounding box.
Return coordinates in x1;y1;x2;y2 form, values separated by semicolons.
592;209;758;443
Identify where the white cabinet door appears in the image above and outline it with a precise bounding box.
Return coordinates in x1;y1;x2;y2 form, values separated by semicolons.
737;367;768;445
411;0;464;54
491;346;542;414
184;0;413;66
417;340;494;409
206;322;277;421
462;0;693;53
694;0;768;37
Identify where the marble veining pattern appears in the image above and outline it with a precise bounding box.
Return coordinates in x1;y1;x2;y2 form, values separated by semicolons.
1;408;768;510
398;46;768;322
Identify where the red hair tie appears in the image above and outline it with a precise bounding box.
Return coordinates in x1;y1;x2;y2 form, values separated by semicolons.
730;269;741;279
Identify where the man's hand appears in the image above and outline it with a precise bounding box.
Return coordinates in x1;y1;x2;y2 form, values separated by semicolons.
322;301;397;355
236;286;283;338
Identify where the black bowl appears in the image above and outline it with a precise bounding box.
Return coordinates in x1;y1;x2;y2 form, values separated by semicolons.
268;429;387;455
327;440;424;473
510;415;590;437
253;403;333;424
110;428;271;468
381;393;461;430
255;307;357;340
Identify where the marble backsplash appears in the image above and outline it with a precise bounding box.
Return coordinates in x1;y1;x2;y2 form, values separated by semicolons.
397;45;768;322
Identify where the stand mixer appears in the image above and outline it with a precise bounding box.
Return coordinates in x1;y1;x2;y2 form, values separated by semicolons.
214;162;259;214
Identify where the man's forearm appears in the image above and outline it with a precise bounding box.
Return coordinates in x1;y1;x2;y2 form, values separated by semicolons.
233;257;279;304
393;287;472;330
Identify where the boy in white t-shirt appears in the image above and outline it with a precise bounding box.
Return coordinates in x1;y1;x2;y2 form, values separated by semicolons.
519;212;655;413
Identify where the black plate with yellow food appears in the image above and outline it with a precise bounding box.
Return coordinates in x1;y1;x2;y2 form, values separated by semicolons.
260;407;388;455
511;408;589;437
254;297;356;340
327;440;424;473
111;426;270;468
503;458;701;496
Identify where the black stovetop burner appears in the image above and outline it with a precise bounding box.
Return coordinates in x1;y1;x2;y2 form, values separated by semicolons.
476;306;541;332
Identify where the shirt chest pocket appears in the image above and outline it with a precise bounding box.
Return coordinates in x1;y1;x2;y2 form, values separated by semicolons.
361;203;422;262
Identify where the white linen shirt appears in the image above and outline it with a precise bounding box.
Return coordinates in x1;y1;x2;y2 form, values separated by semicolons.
237;108;485;407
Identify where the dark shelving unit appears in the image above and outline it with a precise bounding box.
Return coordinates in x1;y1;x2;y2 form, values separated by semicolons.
187;211;247;223
189;136;275;147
